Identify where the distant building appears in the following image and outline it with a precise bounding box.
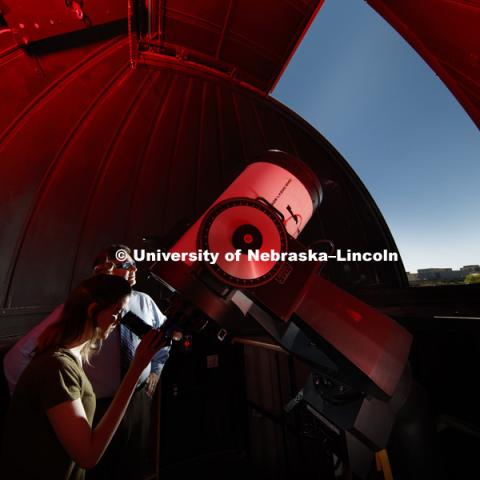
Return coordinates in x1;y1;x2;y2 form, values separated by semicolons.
460;265;480;273
415;265;480;282
417;268;462;281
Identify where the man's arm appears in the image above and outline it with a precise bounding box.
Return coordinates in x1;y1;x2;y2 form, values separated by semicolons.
143;294;170;396
3;305;63;395
148;296;170;374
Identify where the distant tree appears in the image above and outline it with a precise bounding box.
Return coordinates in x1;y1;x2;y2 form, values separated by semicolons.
464;273;480;284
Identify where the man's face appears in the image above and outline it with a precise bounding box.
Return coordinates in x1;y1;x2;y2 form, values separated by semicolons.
111;253;137;286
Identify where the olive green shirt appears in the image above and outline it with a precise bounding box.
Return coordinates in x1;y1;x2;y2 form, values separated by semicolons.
1;348;95;479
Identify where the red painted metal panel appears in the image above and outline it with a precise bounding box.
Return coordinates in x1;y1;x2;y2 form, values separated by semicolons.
368;0;480;128
297;276;412;396
0;0;125;44
1;0;323;93
140;0;324;92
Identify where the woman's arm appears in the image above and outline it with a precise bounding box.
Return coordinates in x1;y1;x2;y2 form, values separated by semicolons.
46;328;166;469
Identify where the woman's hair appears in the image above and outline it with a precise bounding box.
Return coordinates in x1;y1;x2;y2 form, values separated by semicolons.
36;275;132;362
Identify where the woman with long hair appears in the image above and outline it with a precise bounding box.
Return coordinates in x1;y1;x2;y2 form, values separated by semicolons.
1;274;166;480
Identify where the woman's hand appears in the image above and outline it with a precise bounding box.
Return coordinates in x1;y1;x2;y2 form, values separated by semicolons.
130;328;167;373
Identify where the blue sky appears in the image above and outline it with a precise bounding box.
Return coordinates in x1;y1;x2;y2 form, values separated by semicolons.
273;0;480;273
